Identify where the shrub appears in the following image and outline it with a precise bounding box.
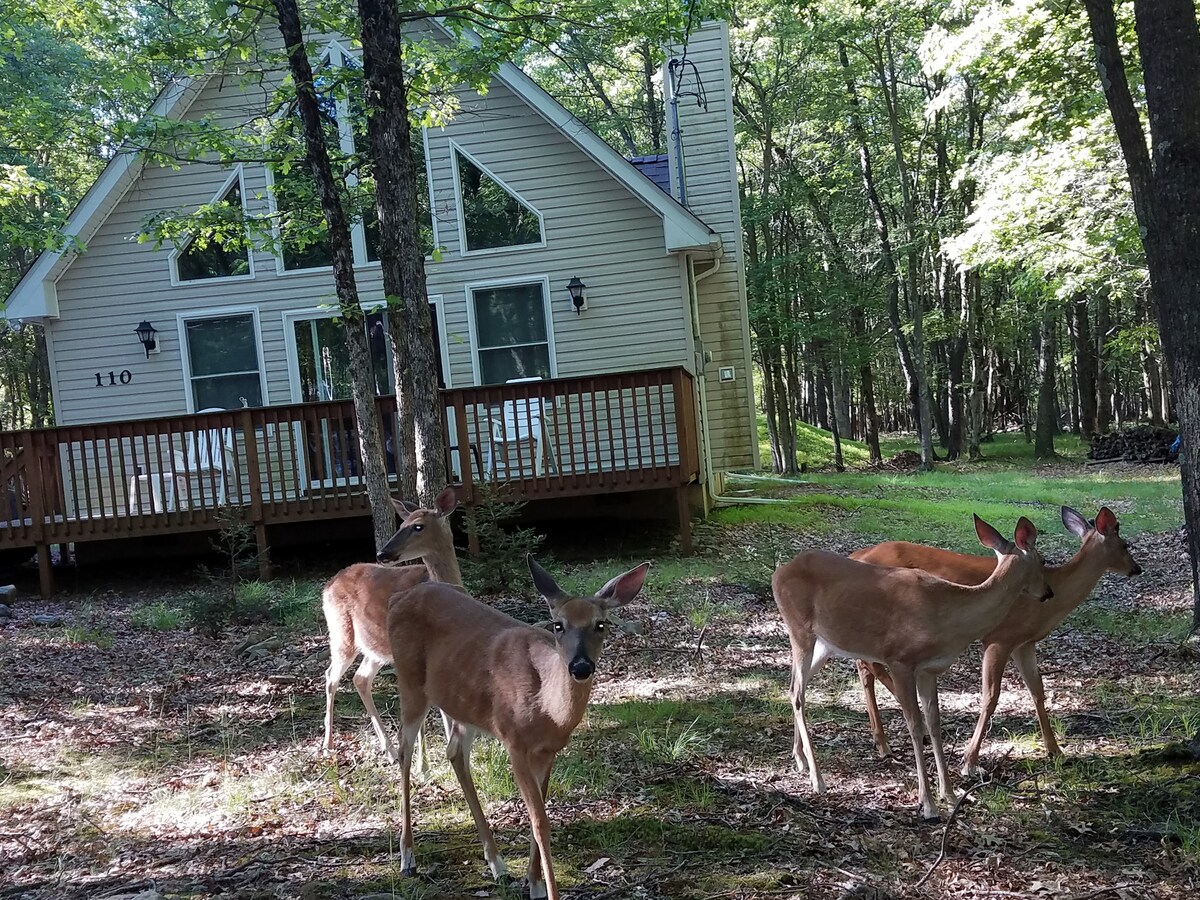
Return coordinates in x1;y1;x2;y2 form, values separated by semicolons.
129;602;183;631
460;484;543;595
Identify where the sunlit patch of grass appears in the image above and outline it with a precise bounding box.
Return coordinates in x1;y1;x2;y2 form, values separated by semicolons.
649;776;718;811
63;623;114;648
632;717;710;764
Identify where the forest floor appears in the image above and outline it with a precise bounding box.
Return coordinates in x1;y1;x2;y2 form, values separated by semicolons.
1;448;1198;900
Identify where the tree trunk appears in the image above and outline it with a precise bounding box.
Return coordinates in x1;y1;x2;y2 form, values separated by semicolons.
1086;0;1200;632
273;0;394;550
1072;293;1099;435
358;0;447;504
1095;292;1113;433
1035;310;1058;458
826;365;845;472
852;307;883;464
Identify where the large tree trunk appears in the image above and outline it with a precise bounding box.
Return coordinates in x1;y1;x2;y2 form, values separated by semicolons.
273;0;394;550
1035;310;1058;458
1095;292;1114;433
1086;0;1200;633
358;0;447;503
852;307;883;464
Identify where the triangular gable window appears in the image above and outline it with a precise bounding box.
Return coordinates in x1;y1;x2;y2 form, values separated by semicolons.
174;175;252;282
454;148;543;252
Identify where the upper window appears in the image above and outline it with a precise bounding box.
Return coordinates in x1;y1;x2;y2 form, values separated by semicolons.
269;43;435;272
173;171;252;282
454;147;543;252
182;313;265;410
472;281;552;384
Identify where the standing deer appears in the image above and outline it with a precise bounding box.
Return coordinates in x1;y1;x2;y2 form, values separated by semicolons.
321;485;462;771
772;515;1051;821
386;555;649;900
853;506;1141;774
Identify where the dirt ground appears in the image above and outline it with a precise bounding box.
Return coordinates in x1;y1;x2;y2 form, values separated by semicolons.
1;524;1198;900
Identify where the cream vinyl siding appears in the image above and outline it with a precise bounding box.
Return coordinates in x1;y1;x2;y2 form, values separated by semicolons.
46;49;694;428
669;23;758;471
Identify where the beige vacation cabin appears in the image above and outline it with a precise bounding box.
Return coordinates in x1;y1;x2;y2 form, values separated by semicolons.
2;22;756;595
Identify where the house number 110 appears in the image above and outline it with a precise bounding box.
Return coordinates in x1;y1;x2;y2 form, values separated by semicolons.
95;370;133;387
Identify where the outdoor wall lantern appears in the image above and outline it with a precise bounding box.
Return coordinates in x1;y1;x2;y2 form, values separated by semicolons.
566;276;588;315
134;320;158;357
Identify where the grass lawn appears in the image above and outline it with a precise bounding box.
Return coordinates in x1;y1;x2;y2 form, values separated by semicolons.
0;440;1196;900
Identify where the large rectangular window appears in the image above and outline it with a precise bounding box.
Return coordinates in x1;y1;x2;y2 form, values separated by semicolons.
472;282;552;384
182;313;264;410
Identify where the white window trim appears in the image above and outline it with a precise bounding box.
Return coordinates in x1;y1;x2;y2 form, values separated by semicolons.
463;275;557;386
267;40;440;276
168;165;255;287
282;296;451;402
176;305;270;413
449;139;546;257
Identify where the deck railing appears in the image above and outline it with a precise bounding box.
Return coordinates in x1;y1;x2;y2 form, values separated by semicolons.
0;367;700;577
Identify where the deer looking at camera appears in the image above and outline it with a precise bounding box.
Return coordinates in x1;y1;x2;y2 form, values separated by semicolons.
853;506;1141;775
321;485;462;770
772;515;1051;822
386;555;649;900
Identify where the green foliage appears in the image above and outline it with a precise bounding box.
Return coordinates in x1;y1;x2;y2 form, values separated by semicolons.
460;484;544;595
129;602;183;631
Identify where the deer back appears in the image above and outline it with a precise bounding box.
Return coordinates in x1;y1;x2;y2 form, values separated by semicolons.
323;562;430;661
387;582;587;753
851;541;997;585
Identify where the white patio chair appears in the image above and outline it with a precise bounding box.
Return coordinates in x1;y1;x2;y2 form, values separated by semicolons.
487;377;549;478
174;408;234;507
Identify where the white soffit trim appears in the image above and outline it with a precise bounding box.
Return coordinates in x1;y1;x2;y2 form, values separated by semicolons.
4;76;207;323
489;61;717;253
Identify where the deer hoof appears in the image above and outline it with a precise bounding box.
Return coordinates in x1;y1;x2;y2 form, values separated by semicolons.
922;812;942;825
400;866;418;878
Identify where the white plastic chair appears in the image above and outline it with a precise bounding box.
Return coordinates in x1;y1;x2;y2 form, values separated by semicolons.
487;377;547;477
174;408;234;507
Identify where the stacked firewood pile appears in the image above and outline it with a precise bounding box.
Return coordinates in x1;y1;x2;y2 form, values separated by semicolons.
1087;425;1179;463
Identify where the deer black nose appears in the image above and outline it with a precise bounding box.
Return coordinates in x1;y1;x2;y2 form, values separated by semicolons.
1129;562;1143;576
1040;586;1054;602
568;658;594;681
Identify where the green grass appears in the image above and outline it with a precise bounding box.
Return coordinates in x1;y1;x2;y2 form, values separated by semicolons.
731;430;1182;553
129;602;183;631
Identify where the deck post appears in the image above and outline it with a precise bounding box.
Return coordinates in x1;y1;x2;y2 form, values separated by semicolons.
255;523;272;581
36;543;54;597
676;484;693;555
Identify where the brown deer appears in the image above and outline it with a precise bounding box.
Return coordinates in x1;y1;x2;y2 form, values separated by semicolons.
853;506;1141;774
772;515;1051;821
321;485;462;770
386;555;649;900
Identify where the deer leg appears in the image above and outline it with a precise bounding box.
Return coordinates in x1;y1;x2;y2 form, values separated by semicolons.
1011;642;1061;759
445;721;508;882
961;642;1010;776
351;656;398;762
858;660;893;759
396;702;429;877
890;666;940;822
915;671;955;804
525;754;554;900
510;749;558;900
789;634;828;793
323;647;356;753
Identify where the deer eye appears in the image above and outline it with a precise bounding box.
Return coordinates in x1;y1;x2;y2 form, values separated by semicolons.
596;621;606;632
413;524;423;532
552;622;564;633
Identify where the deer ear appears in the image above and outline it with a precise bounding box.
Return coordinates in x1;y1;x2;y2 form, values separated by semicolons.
434;486;458;517
1095;506;1120;535
974;514;1011;553
1014;516;1038;551
594;562;651;610
1061;506;1091;539
528;555;569;609
391;497;419;518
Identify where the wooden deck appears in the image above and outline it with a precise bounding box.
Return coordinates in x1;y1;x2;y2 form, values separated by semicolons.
0;367;701;595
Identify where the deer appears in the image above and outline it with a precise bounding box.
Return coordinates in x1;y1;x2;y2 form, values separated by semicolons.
852;506;1141;775
321;485;463;773
772;515;1052;822
385;554;649;900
